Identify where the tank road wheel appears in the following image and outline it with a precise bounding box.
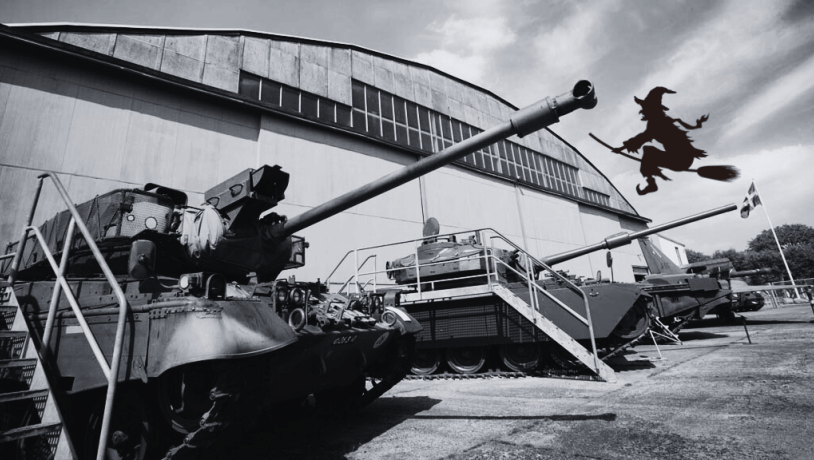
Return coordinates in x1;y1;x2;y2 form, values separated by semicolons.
411;348;442;375
610;300;650;340
499;343;542;372
83;386;168;460
547;343;584;371
445;347;486;374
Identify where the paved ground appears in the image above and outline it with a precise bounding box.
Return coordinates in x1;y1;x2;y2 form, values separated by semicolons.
218;303;814;459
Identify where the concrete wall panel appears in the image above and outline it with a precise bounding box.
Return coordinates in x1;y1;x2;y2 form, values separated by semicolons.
300;60;328;97
242;37;270;78
113;35;163;70
202;64;239;92
164;35;206;61
160;50;204;83
329;48;351;76
60;33;116;56
327;69;351;106
61;86;132;178
0;74;76;170
205;35;239;69
268;48;299;87
214;120;259;183
120;99;180;186
351;51;374;85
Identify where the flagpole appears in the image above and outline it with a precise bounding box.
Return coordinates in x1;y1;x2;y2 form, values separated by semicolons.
751;180;801;299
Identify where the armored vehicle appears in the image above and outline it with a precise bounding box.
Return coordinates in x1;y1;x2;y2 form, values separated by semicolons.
372;204;737;378
0;80;597;459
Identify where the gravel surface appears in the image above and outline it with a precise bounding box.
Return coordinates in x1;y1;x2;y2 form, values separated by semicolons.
209;303;814;459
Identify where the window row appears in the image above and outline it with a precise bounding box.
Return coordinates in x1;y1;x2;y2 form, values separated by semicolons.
583;188;611;207
351;80;583;199
239;73;352;127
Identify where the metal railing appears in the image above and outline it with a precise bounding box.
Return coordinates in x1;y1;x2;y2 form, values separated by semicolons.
325;227;601;374
5;172;128;460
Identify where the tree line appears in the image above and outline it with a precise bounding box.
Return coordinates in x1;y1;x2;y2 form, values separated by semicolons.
685;224;814;285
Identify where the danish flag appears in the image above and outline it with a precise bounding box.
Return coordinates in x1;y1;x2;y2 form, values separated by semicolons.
740;181;761;218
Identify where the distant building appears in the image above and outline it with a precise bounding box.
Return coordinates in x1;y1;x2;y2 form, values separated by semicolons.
0;23;652;282
652;234;688;267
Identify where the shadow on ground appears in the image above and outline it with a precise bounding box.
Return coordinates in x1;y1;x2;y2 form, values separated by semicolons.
200;395;442;459
411;413;616;421
673;330;730;341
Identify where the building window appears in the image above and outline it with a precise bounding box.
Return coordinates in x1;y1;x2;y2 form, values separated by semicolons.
583;188;610;207
238;72;352;128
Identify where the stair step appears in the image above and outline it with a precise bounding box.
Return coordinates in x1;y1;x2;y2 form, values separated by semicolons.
0;422;61;443
0;388;48;404
0;358;37;369
0;330;28;339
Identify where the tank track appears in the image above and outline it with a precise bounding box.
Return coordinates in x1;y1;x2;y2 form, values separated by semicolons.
162;334;417;458
404;366;602;381
351;335;417;411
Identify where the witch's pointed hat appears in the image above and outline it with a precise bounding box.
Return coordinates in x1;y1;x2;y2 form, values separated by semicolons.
634;87;676;111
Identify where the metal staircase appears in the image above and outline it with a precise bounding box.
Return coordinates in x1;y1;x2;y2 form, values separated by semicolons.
0;281;75;459
1;171;132;459
490;284;616;382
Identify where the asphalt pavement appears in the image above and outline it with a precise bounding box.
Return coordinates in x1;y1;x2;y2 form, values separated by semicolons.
215;303;814;460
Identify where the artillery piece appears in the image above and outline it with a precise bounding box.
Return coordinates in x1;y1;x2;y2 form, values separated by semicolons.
382;204;736;376
0;80;597;459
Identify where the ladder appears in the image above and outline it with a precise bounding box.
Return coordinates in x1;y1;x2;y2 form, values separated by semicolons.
0;281;75;458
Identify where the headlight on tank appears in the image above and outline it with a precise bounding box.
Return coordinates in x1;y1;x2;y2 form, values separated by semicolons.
179;272;204;291
276;286;289;304
291;288;305;306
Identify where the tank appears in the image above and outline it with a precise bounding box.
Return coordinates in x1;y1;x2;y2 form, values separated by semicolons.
382;204;737;376
1;80;597;459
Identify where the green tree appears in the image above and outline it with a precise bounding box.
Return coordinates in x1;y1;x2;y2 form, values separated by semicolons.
747;224;814;252
711;248;749;271
685;249;709;264
745;224;814;283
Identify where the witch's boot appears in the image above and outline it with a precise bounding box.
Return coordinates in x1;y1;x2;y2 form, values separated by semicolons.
636;177;658;195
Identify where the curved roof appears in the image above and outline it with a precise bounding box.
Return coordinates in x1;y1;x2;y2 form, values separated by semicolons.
3;22;644;221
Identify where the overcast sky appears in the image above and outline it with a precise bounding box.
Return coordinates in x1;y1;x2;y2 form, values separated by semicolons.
3;0;814;255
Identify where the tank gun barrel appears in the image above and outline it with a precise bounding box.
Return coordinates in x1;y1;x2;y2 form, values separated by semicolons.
542;203;738;266
730;267;774;278
281;80;598;237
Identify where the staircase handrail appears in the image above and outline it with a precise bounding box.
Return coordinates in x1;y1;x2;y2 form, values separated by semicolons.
5;172;127;460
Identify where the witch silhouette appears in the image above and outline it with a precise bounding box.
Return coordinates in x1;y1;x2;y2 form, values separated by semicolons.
590;87;738;195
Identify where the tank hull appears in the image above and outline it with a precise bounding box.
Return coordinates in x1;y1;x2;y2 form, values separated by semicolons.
12;278;418;457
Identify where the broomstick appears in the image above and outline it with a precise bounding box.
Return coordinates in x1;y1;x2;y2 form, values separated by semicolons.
589;133;739;182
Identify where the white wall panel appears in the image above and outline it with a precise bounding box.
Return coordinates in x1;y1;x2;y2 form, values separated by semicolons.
422;166;523;239
61;86;132;178
120;99;180;186
0;73;76;170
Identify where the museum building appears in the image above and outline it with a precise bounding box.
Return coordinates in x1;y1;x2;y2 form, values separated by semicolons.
0;23;651;283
